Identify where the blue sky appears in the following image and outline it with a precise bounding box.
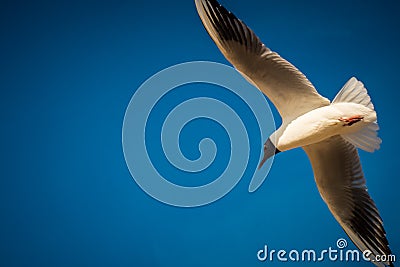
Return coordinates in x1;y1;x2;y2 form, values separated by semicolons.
0;0;399;266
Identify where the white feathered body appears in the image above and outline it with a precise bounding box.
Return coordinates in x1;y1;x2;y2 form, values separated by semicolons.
276;103;377;151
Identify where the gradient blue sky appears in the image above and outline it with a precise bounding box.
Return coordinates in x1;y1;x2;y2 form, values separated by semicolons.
0;0;399;266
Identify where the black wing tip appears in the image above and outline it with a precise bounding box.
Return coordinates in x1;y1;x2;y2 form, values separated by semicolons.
196;0;267;56
202;0;239;23
197;0;247;43
351;199;393;253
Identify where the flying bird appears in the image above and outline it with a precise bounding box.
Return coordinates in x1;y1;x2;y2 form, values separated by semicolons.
195;0;394;266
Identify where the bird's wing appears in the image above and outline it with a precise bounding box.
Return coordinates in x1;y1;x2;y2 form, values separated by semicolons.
195;0;330;119
303;135;393;267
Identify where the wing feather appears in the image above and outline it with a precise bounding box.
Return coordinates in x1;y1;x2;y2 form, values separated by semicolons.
303;136;393;267
195;0;330;119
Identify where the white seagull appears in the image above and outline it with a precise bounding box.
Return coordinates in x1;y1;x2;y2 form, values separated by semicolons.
195;0;394;266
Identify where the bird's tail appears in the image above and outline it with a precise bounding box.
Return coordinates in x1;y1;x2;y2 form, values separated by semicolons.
333;77;381;152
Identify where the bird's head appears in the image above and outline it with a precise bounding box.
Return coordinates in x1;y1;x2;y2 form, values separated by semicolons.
258;137;281;169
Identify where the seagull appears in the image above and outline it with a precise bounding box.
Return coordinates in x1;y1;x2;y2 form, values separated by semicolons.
195;0;394;266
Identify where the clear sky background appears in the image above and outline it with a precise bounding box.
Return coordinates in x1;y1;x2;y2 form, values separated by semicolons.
0;0;399;266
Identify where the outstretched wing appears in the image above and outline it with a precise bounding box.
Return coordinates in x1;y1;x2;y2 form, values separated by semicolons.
195;0;330;119
303;135;393;267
